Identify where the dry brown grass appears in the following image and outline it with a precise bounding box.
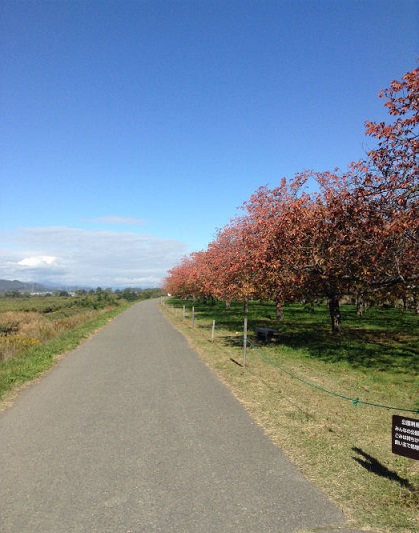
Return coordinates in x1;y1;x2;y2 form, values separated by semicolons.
0;310;97;361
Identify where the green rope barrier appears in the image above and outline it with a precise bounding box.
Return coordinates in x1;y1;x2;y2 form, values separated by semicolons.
245;339;419;415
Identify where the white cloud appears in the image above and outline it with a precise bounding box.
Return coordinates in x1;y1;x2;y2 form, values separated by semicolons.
0;226;186;288
18;256;58;267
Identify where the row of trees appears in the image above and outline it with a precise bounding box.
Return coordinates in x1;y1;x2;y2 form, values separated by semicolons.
164;65;418;332
75;287;164;301
2;287;164;301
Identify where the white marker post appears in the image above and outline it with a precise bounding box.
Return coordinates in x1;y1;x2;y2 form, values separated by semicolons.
243;317;248;367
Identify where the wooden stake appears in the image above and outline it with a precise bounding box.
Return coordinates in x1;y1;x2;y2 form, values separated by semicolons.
243;317;248;367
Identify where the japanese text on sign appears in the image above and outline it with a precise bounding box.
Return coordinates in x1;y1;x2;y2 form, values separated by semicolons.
392;415;419;460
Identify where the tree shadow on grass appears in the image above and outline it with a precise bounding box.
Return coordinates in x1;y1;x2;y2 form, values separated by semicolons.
177;300;418;373
352;447;417;492
274;327;419;373
217;322;419;373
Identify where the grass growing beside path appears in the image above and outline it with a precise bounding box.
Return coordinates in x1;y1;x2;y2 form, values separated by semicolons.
161;298;419;533
0;298;132;406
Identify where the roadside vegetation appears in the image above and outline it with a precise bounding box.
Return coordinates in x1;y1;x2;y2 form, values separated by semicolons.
160;64;418;532
162;297;418;533
0;288;163;403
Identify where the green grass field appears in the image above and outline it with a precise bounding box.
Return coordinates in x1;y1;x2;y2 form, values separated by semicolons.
162;298;419;533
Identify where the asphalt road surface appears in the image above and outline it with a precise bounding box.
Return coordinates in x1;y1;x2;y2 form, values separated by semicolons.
0;299;367;533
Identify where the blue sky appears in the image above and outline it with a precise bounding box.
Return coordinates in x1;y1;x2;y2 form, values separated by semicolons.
1;0;418;288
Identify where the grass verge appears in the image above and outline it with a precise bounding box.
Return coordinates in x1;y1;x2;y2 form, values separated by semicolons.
161;299;419;533
0;303;130;407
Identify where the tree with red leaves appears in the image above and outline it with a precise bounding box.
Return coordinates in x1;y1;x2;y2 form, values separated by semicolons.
358;65;418;306
205;223;259;312
163;252;206;300
239;179;314;317
163;64;419;328
365;65;418;206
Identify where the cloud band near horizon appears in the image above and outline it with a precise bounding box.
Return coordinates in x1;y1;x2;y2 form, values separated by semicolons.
0;226;186;288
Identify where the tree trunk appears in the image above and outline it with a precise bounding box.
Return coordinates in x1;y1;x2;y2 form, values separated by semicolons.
356;293;364;317
243;297;249;314
275;301;284;321
328;294;342;333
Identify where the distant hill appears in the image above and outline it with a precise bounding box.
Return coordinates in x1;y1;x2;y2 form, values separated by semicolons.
0;279;52;294
0;280;163;295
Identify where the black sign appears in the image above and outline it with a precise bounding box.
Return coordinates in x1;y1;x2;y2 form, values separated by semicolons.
392;415;419;460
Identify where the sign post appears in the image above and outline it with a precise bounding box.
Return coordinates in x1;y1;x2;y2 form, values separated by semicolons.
392;415;419;460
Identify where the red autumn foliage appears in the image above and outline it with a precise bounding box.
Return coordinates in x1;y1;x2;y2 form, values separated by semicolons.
163;64;419;332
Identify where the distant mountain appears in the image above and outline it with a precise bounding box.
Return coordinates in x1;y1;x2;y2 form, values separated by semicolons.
0;279;53;294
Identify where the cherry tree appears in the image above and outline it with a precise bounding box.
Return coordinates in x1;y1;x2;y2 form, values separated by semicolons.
357;65;418;306
164;64;419;325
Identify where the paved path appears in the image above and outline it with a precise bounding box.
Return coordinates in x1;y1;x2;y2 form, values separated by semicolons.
0;300;367;532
